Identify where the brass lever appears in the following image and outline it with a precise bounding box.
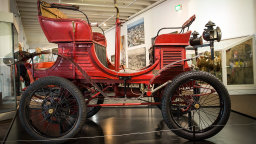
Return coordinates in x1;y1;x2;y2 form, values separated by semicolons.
72;21;76;33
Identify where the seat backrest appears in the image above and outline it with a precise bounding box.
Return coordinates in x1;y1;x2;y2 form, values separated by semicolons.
38;0;93;43
94;43;108;68
38;0;67;18
40;6;67;19
93;32;107;47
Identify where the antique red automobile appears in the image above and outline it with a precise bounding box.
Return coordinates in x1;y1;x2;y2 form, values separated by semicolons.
18;0;231;143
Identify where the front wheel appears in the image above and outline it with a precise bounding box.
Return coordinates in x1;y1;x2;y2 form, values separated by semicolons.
162;71;231;141
19;76;86;143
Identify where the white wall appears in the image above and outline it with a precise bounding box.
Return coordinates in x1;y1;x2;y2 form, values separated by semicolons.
105;0;256;66
26;32;58;50
0;0;30;52
14;15;29;50
107;0;190;66
0;0;13;98
0;22;12;58
0;0;10;12
0;0;13;58
11;0;30;51
188;0;256;39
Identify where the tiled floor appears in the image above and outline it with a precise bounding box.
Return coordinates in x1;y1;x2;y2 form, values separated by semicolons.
2;107;256;144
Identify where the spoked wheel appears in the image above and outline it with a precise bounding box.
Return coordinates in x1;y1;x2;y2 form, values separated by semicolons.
83;85;104;118
19;76;86;143
162;71;231;141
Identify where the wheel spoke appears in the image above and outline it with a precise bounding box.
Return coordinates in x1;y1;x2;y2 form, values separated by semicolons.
188;111;193;130
199;109;214;124
196;110;208;129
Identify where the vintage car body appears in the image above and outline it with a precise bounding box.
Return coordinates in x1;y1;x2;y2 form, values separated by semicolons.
18;1;231;143
32;14;192;85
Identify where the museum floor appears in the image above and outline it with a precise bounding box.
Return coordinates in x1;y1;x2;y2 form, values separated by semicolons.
1;107;256;144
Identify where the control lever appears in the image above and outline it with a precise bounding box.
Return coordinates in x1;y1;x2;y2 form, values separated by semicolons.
51;3;79;10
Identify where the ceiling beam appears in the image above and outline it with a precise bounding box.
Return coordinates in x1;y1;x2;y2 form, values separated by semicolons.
17;3;139;13
19;12;129;19
17;0;153;6
17;1;145;10
19;11;132;17
21;15;117;22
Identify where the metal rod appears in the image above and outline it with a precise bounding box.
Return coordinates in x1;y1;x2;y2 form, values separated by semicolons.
114;18;121;71
31;57;34;79
88;102;160;107
157;27;182;36
151;80;172;94
210;41;214;60
186;44;211;50
78;10;90;24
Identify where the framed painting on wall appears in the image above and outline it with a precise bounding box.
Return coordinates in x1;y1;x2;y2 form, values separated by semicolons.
111;55;115;63
128;47;146;70
121;35;126;65
127;18;145;47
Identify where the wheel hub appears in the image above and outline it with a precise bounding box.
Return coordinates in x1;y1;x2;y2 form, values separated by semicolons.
194;103;200;109
48;108;54;114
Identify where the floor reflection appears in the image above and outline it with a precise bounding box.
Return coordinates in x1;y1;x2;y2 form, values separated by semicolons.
4;107;256;144
73;119;105;144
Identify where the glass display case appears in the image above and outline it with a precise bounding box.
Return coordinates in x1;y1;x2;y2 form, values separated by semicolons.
226;38;254;85
187;35;255;90
0;22;17;113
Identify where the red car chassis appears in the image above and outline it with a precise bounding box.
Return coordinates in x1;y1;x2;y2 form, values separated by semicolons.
18;0;231;143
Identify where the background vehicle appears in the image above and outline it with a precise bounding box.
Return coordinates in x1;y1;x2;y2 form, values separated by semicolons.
18;0;230;143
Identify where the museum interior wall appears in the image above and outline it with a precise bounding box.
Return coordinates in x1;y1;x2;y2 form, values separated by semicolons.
0;0;17;121
105;0;256;117
10;0;29;51
231;95;256;117
106;0;256;65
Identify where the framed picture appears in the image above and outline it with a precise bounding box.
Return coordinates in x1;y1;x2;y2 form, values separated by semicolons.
111;55;115;63
127;18;145;47
128;47;146;69
121;35;126;65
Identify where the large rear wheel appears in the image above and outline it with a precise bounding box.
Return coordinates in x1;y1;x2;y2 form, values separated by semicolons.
19;76;86;143
162;71;231;140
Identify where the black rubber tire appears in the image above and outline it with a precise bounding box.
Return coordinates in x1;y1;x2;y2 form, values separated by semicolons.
153;85;163;109
19;76;86;144
86;97;104;118
82;85;104;118
161;71;231;141
153;96;162;109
